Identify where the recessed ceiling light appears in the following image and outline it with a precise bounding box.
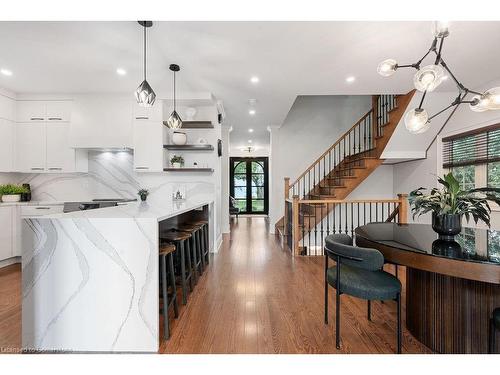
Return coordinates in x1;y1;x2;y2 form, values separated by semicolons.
248;128;254;133
1;69;13;76
248;140;253;143
116;68;127;76
250;76;259;84
346;76;356;83
249;109;256;116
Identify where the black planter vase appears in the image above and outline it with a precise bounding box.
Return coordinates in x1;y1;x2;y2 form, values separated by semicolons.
432;212;462;241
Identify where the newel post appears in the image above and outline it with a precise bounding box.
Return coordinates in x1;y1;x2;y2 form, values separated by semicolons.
292;195;300;256
284;177;290;200
397;193;409;224
283;177;290;235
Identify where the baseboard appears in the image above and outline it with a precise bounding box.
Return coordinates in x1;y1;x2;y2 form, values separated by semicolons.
0;256;21;269
215;234;223;253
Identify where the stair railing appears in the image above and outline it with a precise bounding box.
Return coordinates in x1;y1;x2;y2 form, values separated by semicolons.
286;94;397;202
285;194;408;255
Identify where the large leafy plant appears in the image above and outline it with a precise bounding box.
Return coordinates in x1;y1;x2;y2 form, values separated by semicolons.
409;172;500;226
0;184;29;195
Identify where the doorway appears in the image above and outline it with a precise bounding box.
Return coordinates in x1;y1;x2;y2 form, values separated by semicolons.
230;157;269;215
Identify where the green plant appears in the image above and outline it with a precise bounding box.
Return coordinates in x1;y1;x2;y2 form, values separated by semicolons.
170;155;184;165
409;172;500;226
138;189;149;197
0;184;29;196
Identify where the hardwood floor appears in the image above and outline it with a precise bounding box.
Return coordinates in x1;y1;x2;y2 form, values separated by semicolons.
161;217;431;354
0;217;431;354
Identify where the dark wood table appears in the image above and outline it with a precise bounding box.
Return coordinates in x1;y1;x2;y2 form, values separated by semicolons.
355;222;500;354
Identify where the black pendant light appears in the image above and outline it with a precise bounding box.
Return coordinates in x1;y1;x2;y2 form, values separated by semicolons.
165;64;182;129
135;21;156;107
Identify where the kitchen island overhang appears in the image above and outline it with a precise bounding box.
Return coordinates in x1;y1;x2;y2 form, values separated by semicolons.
21;197;214;353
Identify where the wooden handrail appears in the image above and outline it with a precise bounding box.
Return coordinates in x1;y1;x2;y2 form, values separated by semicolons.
298;198;400;204
289;108;374;188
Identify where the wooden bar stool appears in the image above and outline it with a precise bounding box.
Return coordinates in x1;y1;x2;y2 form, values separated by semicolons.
160;230;193;305
175;223;204;280
159;243;179;340
191;220;209;266
490;307;500;353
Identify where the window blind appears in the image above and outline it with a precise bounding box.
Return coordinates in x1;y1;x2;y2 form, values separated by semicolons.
442;123;500;168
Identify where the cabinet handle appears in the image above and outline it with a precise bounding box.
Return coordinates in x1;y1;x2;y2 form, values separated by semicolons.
135;166;150;170
35;207;51;210
48;117;63;121
30;117;45;121
48;167;63;170
30;167;44;171
135;116;149;120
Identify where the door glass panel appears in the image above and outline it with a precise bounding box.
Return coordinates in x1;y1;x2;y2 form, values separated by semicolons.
251;186;264;199
234;162;246;174
251;174;264;186
234;187;246;199
252;200;264;212
251;161;264;174
234;174;246;187
235;200;247;211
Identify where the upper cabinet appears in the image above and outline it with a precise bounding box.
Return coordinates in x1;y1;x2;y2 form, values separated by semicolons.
70;96;134;149
133;120;165;172
17;100;72;122
0;119;15;172
0;93;16;121
133;102;163;122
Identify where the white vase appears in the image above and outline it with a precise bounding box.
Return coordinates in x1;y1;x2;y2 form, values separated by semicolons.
1;194;21;203
172;162;181;169
185;107;197;121
172;132;187;145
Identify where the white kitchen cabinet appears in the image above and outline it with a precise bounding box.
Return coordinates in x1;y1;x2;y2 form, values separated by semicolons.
0;93;16;121
46;123;75;172
0;207;13;261
16;122;47;172
133;120;165;172
17;100;72;123
0;119;15;172
133;102;163;122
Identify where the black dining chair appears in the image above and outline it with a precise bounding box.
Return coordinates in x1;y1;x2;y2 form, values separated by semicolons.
324;233;402;353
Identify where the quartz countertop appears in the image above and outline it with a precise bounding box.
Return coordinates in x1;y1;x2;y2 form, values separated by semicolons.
21;194;214;221
0;200;65;207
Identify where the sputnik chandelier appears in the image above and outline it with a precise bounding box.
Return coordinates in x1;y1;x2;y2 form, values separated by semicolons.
377;22;500;134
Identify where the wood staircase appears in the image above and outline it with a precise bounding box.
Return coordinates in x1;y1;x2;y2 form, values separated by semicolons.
276;91;415;239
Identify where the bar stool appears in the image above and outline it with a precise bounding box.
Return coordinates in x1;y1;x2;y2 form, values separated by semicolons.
490;307;500;353
191;220;209;266
160;230;193;305
175;223;204;280
159;243;178;340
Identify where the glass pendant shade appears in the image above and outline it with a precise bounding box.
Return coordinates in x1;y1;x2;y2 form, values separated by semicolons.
413;65;445;92
404;108;429;134
167;110;182;129
377;59;398;77
434;21;450;38
483;87;500;110
469;95;488;112
135;80;156;107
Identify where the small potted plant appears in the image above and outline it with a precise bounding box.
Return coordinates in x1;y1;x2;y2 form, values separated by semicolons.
170;155;184;169
0;184;30;203
409;172;500;240
138;189;149;202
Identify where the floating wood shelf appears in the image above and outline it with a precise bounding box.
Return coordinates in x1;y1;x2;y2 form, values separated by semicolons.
177;121;214;129
163;168;214;172
163;144;214;151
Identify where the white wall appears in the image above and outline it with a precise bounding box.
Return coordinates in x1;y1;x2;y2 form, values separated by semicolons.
393;78;500;229
269;95;373;230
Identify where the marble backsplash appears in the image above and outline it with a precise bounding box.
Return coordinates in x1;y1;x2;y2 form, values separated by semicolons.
0;151;215;203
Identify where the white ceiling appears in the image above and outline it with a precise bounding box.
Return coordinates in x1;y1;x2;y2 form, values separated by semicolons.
1;21;500;149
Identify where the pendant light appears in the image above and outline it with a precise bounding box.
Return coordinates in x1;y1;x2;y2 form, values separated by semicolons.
135;21;156;107
377;21;500;135
165;64;182;129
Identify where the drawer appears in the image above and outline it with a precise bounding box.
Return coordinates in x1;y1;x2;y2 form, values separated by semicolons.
21;205;64;217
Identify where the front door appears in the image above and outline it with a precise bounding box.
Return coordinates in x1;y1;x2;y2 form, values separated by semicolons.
230;157;269;215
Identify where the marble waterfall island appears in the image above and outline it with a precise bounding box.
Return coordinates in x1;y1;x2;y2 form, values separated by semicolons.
22;197;214;353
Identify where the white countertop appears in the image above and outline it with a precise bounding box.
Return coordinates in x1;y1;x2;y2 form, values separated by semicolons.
0;200;65;207
21;194;214;221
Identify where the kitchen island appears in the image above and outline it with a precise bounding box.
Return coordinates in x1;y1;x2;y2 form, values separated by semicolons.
21;194;214;353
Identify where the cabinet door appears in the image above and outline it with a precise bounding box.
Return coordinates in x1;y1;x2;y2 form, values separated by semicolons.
16;122;46;172
0;207;13;261
46;123;75;172
0;94;16;121
0;119;14;172
133;120;164;172
133;101;163;122
16;101;46;122
46;101;72;122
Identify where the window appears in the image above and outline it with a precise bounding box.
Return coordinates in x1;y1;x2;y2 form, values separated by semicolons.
443;125;500;192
